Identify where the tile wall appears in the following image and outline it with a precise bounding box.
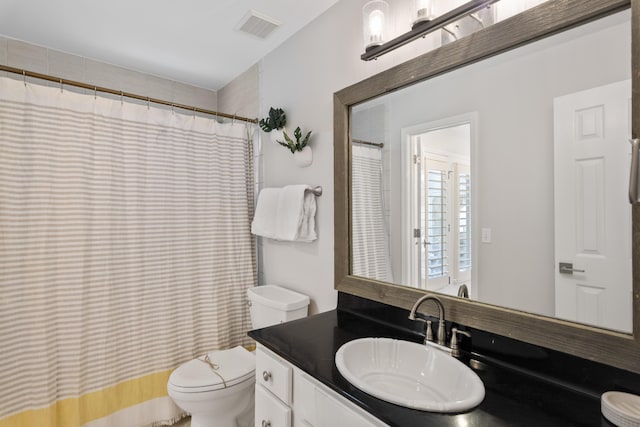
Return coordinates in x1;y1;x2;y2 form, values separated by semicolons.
0;36;218;111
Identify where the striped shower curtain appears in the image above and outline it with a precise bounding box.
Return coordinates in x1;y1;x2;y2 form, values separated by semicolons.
351;144;393;282
0;76;256;427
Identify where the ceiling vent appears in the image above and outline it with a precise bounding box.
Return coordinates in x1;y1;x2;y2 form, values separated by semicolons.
236;10;281;40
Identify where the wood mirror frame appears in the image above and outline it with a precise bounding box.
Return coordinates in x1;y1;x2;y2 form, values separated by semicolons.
334;0;640;373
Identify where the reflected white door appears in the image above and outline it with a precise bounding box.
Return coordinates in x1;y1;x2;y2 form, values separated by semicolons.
553;79;632;332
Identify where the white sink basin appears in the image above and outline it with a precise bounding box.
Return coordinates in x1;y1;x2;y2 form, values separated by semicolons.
335;337;485;413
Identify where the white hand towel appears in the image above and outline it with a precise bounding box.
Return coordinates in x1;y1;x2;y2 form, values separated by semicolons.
297;191;317;242
251;185;317;242
275;185;310;240
251;188;281;239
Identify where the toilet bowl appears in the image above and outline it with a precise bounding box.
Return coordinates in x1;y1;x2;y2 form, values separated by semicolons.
167;285;310;427
167;346;255;427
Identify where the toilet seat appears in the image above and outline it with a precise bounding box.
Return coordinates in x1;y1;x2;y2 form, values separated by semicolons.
168;346;255;393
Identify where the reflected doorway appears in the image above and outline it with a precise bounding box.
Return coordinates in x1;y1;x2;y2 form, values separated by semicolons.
408;120;473;297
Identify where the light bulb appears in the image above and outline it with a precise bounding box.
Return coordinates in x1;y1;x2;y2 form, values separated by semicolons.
362;0;389;50
369;9;385;44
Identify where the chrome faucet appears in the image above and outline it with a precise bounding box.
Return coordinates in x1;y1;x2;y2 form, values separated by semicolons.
408;294;446;346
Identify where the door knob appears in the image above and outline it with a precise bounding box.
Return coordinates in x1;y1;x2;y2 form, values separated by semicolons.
559;262;585;275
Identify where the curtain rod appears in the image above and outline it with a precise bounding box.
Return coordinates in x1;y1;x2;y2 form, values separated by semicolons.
0;64;259;124
352;138;384;148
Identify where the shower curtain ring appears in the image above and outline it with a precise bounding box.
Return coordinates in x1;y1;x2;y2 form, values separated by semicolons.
147;97;150;110
59;79;63;93
94;87;97;99
120;91;124;105
232;114;236;126
23;70;26;86
193;106;197;118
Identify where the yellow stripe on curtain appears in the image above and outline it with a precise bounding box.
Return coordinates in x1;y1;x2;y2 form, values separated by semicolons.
0;370;173;427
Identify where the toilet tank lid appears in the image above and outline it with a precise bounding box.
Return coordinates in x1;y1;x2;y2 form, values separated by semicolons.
248;285;310;311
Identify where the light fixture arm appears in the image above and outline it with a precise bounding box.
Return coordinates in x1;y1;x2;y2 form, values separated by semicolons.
361;0;500;61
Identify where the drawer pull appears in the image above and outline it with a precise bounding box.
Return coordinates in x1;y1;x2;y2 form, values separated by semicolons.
261;420;271;427
262;371;272;382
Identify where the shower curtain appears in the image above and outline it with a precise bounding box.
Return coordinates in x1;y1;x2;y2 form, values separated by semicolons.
351;144;393;282
0;76;256;427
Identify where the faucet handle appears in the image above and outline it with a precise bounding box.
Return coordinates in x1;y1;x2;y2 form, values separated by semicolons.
425;319;434;342
450;328;471;358
408;314;435;343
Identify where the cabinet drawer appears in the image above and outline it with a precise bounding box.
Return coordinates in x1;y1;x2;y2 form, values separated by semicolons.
255;384;292;427
256;347;293;404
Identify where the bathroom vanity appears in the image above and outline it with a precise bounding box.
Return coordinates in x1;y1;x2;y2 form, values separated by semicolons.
249;293;640;427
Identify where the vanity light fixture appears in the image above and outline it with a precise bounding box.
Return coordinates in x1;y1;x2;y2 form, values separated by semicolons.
361;0;500;61
362;0;390;51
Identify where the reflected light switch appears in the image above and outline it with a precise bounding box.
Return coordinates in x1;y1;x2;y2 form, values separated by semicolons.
481;228;492;243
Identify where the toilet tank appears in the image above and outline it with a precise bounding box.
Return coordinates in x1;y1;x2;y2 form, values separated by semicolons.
247;285;310;329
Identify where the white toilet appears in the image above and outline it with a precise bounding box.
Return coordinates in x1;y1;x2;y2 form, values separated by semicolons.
167;285;310;427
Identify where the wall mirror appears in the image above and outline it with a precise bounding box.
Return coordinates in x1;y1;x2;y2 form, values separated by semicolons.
334;0;640;373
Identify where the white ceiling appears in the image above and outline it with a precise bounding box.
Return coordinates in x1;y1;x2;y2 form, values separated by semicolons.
0;0;339;90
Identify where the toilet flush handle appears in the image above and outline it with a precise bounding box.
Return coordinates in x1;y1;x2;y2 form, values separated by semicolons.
262;371;272;382
261;421;271;427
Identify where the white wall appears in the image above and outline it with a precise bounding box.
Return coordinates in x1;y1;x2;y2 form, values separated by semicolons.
256;0;496;313
257;0;428;313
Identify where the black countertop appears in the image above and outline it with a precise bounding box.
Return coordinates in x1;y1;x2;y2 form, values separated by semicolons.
249;308;619;427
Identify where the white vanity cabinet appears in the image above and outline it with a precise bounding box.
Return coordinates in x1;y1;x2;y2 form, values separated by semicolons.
255;345;389;427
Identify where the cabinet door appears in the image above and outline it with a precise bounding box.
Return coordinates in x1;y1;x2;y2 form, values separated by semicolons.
293;372;317;426
256;347;293;405
293;368;389;427
255;384;291;427
315;388;383;427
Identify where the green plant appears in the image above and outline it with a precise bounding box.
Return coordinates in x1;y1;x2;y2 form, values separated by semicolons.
277;127;312;153
259;107;286;132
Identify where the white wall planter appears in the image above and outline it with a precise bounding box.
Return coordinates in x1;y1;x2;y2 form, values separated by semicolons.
293;146;313;168
268;127;313;167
